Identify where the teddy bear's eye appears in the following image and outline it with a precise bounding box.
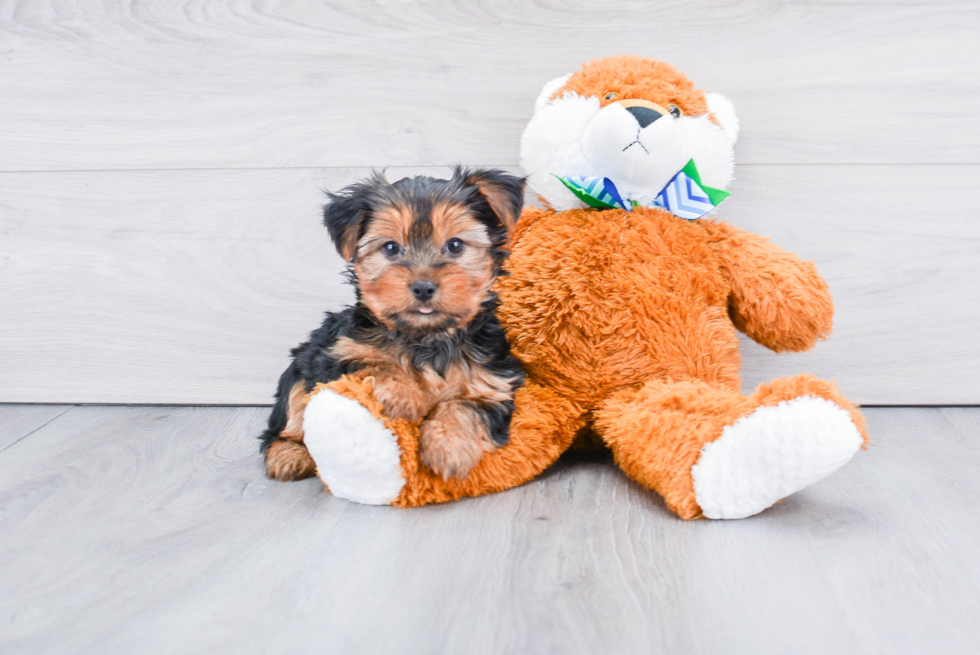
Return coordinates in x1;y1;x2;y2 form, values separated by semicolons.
669;105;682;118
603;92;618;100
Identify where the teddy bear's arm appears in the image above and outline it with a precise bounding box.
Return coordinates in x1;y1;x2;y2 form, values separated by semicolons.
705;222;833;353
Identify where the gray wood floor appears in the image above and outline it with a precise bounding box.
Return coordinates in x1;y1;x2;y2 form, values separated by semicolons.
1;405;978;654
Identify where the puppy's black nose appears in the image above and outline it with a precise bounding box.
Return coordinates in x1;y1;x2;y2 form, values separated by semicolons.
625;105;662;129
410;280;438;302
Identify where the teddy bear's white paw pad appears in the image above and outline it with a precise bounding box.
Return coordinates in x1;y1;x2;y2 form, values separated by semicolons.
303;389;405;505
691;396;862;519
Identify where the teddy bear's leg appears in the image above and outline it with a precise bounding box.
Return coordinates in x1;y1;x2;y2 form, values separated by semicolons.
594;374;868;520
303;380;408;505
303;374;587;507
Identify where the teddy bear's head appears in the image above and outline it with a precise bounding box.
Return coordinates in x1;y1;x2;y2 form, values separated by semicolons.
521;55;739;213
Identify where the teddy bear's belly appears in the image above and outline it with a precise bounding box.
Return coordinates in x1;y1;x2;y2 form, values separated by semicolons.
497;208;742;405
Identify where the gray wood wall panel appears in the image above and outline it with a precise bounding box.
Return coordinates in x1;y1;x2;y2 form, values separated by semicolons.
1;0;977;404
2;165;977;405
1;405;978;654
0;1;977;170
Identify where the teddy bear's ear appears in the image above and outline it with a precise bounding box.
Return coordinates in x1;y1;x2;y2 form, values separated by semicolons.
458;167;526;231
705;93;740;145
323;172;385;261
533;73;572;113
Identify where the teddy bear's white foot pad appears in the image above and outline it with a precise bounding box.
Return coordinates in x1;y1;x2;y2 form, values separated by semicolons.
691;396;862;519
303;389;405;505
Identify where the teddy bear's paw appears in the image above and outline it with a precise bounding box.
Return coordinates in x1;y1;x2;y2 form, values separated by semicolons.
303;388;405;505
690;396;863;519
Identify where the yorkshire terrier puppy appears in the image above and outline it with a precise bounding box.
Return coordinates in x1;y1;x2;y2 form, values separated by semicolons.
260;168;526;482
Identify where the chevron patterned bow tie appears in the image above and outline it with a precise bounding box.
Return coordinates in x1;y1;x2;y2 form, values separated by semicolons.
556;159;730;220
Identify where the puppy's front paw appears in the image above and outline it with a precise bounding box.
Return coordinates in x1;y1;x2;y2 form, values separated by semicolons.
265;440;316;481
419;401;496;480
371;375;431;424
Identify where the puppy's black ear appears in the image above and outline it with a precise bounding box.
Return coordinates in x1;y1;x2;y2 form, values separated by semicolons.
457;167;526;231
323;174;384;261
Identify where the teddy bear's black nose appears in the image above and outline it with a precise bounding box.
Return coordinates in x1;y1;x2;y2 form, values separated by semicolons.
625;105;663;129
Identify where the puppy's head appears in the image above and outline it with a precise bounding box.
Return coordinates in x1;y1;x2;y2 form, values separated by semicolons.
324;168;524;333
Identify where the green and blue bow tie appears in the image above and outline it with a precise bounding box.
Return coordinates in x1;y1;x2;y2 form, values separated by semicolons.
556;159;730;220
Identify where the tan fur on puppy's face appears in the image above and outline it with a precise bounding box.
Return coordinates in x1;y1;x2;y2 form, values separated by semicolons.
354;200;495;332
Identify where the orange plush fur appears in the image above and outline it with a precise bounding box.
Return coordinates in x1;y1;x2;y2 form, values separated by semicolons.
496;206;867;518
308;56;867;517
555;55;710;117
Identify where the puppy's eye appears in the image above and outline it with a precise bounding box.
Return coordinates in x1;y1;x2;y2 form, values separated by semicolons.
669;105;682;118
382;241;401;258
445;238;465;255
603;92;618;100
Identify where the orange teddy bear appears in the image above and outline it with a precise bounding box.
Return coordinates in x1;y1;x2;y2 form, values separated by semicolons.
301;55;868;519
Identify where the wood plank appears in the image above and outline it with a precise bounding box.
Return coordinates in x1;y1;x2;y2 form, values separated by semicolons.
2;164;978;405
1;0;978;170
0;405;73;451
0;166;360;405
0;405;977;654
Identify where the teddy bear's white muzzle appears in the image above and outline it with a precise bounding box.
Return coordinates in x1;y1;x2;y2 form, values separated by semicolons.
582;103;690;198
